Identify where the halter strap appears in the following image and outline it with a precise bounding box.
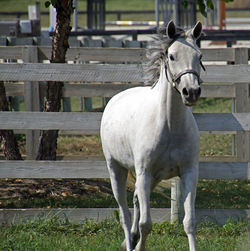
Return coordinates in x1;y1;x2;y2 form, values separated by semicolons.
164;34;206;92
170;67;201;83
165;57;205;93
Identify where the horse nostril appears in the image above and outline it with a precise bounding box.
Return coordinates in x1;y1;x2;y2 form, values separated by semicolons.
196;87;201;96
182;88;188;97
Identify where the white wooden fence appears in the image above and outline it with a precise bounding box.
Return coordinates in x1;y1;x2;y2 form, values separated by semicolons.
0;45;249;225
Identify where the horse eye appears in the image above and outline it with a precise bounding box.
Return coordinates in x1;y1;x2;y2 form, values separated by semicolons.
169;54;175;61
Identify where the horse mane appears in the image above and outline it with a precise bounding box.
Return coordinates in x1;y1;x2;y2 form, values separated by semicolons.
144;26;185;86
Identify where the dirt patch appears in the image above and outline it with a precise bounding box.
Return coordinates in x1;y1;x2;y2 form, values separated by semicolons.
0;178;113;206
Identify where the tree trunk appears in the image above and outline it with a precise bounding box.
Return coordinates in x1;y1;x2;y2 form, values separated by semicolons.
0;81;23;160
36;0;73;160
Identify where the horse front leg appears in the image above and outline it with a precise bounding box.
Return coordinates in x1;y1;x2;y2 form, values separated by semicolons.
134;172;152;251
107;159;133;251
121;191;140;250
181;165;198;251
126;178;159;250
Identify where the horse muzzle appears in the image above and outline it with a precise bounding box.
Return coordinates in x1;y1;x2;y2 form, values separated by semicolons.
182;86;201;106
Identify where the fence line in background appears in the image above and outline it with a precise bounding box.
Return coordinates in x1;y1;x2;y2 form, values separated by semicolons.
0;45;249;224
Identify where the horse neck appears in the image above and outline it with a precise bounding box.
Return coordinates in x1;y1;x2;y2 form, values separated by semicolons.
154;63;188;133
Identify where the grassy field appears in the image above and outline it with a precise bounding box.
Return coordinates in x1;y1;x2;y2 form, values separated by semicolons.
0;216;249;251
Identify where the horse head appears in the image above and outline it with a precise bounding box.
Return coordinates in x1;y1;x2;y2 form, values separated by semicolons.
165;21;204;106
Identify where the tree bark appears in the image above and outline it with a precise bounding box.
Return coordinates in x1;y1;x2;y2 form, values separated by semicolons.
36;0;73;160
0;81;23;160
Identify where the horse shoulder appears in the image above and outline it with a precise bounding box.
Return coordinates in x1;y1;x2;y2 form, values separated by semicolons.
101;86;155;169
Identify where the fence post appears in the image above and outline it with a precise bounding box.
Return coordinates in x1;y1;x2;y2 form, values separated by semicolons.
171;177;184;223
234;48;249;162
23;46;40;159
81;38;103;112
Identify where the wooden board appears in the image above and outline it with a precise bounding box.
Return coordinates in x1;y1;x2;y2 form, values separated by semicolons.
4;82;235;98
202;65;250;83
0;208;249;226
0;112;102;131
0;112;250;132
0;63;143;82
0;46;23;60
4;83;24;96
60;83;142;98
23;46;40;160
195;113;250;132
234;49;250;162
200;84;235;98
5;82;235;98
46;47;235;62
0;46;235;62
202;48;235;62
199;161;250;179
0;63;250;83
38;47;146;62
0;160;109;179
0;160;249;180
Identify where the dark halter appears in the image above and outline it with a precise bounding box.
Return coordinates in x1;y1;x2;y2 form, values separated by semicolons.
165;37;206;92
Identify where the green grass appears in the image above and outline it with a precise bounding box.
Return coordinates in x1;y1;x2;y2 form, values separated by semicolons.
57;135;103;156
192;97;232;113
0;216;249;251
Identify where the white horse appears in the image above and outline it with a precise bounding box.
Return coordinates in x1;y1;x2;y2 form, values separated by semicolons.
100;21;203;251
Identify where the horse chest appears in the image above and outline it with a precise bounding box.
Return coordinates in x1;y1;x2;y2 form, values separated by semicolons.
152;139;194;180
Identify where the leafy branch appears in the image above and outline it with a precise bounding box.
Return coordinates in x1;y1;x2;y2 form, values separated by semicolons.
196;0;234;17
45;0;57;8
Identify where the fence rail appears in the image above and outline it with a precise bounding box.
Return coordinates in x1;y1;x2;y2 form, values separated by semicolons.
4;82;236;99
1;46;250;62
0;45;249;224
1;208;249;226
1;63;250;83
0;112;250;133
0;160;249;180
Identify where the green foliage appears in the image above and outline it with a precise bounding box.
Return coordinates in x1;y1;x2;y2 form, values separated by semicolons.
206;0;215;10
45;0;57;8
196;0;233;17
182;0;189;9
152;221;185;236
197;220;249;237
0;216;248;251
113;209;120;222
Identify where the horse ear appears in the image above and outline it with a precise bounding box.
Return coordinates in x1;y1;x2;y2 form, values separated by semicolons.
166;20;176;39
192;21;202;39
